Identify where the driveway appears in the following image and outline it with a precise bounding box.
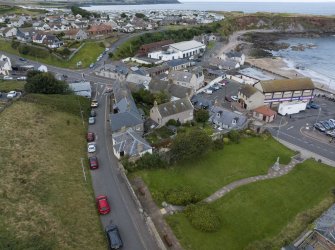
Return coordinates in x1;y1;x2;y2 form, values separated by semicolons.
88;82;158;250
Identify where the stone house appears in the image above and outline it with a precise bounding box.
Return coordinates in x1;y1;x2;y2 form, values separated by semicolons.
0;27;17;38
64;29;88;40
209;106;248;130
252;105;277;123
168;66;204;91
238;85;265;110
150;97;194;127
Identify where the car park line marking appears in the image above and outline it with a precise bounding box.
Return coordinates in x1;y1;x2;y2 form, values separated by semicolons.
287;126;294;130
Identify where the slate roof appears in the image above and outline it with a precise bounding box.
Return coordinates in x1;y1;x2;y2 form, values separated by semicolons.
97;63;129;75
110;112;143;133
210;106;247;129
239;85;259;98
156;97;194;118
169;71;193;83
168;84;193;99
259;78;315;93
113;128;152;158
314;203;335;245
191;94;214;109
166;59;190;68
126;73;151;85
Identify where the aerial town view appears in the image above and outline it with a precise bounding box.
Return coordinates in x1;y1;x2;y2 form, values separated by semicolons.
1;0;335;249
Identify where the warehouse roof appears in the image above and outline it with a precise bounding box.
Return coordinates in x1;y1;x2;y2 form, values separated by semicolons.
259;78;315;93
169;40;205;52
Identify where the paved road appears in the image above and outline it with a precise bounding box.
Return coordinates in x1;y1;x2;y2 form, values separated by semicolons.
89;83;158;250
267;96;335;162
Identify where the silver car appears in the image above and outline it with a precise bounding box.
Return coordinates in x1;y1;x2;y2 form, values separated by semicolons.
89;117;95;125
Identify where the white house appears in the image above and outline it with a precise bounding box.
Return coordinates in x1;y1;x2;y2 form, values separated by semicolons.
222;51;246;66
0;27;17;38
0;55;12;75
148;40;206;61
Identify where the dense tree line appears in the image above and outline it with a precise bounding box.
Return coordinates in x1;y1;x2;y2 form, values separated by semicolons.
70;6;100;19
25;71;70;94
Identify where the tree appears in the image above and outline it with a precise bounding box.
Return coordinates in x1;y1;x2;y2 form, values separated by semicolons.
135;13;146;19
170;130;212;162
120;13;127;18
228;130;241;144
135;153;167;169
195;109;209;123
154;91;170;105
25;71;70;94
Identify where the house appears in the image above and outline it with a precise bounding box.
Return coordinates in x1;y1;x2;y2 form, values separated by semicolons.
209;57;240;70
87;23;112;36
253;78;315;107
0;55;12;75
138;40;173;55
191;94;214;110
168;66;204;91
43;34;63;48
209;106;248;130
69;81;92;98
223;51;245;66
149;78;193;100
34;23;50;31
110;81;144;134
64;29;88;41
112;128;152;159
122;23;135;33
238;85;265;110
148;40;206;61
126;73;152;90
166;59;191;71
0;27;17;38
95;63;129;81
150;97;194;127
32;33;46;44
146;64;169;77
252;105;277;123
16;28;32;42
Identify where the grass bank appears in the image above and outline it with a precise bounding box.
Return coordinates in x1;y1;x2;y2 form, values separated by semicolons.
167;159;335;250
0;40;104;69
0;94;105;249
132;136;294;204
0;80;25;92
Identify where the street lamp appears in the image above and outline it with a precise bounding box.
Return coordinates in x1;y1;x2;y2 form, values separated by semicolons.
277;115;284;138
313;107;322;131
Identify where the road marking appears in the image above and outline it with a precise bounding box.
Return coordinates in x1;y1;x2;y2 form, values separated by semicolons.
287;126;294;130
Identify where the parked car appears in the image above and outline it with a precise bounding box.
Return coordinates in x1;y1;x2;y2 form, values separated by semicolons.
90;110;97;117
91;100;99;108
88;143;96;153
231;95;238;101
320;121;330;130
89;117;95;125
19;57;26;62
87;132;95;142
3;76;13;80
96;195;110;215
314;123;326;132
204;89;213;94
225;96;232;102
89;156;99;170
212;84;221;90
326;120;335;129
309;103;320;109
17;76;27;81
106;224;123;249
6;91;17;99
90;63;94;69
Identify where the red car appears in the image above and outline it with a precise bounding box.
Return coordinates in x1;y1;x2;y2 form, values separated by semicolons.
87;132;95;142
96;195;110;215
89;156;99;170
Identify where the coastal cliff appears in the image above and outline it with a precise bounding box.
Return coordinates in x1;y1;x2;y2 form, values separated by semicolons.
220;12;335;35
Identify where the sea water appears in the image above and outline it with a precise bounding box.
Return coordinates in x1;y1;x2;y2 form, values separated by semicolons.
272;36;335;90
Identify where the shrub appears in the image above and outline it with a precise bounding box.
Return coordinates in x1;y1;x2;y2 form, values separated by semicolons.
166;119;179;127
135;152;167;169
223;137;230;144
195;109;209;123
184;204;222;232
165;187;200;206
213;138;224;150
228;130;241;143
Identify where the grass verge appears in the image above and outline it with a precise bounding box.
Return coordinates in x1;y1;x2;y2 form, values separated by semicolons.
0;80;25;92
166;159;335;250
131;136;294;204
0;94;105;249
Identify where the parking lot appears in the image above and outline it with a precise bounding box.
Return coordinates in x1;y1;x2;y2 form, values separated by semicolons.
268;95;335;162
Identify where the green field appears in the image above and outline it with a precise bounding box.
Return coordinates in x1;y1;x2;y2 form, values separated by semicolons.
0;80;25;92
0;40;104;69
0;5;47;16
0;94;105;249
132;137;295;204
166;159;335;250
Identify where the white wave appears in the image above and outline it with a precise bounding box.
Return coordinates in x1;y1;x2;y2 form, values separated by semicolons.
281;58;335;90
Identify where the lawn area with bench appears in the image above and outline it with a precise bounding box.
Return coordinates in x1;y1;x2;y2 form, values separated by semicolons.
132;136;295;204
0;94;105;249
166;159;335;250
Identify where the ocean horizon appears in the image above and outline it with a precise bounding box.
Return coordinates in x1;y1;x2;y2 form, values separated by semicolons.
83;2;335;15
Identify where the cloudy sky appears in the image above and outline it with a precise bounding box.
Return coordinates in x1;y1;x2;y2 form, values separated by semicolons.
180;0;335;2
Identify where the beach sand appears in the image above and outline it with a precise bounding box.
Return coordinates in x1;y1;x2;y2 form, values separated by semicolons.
245;57;304;79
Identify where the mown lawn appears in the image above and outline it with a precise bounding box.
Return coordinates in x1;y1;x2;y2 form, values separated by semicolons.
0;80;25;92
132;137;294;204
167;160;335;250
0;40;104;69
0;94;105;249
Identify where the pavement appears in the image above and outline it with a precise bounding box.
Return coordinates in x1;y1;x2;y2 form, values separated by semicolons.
88;83;158;250
267;96;335;163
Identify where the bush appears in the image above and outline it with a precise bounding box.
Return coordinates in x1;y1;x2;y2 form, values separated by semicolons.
195;109;209;123
223;137;230;144
135;152;167;170
184;204;222;232
228;130;241;143
213;138;224;150
166;119;181;127
164;187;200;206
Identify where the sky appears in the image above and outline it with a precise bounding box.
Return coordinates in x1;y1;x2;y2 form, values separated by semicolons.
180;0;335;2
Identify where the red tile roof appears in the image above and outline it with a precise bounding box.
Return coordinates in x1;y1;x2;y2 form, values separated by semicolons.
253;105;277;117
